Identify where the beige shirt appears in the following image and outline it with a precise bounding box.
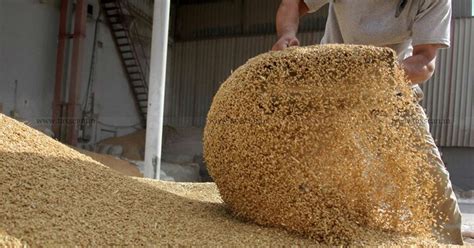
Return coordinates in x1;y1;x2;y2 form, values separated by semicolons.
303;0;452;60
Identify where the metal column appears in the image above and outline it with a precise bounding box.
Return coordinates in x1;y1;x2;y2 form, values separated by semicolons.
144;0;171;179
52;0;69;139
66;0;87;145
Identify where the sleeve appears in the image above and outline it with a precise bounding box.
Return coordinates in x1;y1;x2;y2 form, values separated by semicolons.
303;0;329;13
412;0;452;48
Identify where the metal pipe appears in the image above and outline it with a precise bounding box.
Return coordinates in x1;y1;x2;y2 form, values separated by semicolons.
144;0;171;179
66;0;87;145
52;0;69;139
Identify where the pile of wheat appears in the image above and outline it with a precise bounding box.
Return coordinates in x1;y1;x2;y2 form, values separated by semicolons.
204;44;442;245
0;44;442;246
0;113;439;246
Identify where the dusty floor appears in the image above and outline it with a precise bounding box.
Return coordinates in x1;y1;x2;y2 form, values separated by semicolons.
461;199;474;244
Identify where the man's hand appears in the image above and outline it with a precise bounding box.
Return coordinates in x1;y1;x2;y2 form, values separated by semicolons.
272;34;300;51
272;0;309;51
402;44;442;84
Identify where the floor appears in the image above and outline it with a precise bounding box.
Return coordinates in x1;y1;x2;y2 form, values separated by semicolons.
460;199;474;244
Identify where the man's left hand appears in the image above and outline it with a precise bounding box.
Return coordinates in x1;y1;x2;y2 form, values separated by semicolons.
402;44;443;84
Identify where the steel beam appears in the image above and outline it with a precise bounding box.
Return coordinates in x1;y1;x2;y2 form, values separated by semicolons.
66;0;87;145
144;0;171;179
52;0;69;139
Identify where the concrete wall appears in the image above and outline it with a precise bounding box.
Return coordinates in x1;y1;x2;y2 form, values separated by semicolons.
0;0;59;130
0;0;141;143
82;0;142;142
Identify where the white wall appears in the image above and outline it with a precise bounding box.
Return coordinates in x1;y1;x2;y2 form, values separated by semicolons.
82;0;142;142
0;0;59;129
0;0;141;143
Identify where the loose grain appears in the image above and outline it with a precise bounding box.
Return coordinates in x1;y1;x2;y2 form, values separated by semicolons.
73;147;143;177
1;113;439;246
1;45;442;246
99;129;145;160
0;115;308;246
204;44;442;245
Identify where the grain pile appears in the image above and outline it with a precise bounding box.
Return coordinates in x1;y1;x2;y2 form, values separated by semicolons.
73;147;143;177
0;231;25;247
99;129;146;160
204;44;443;245
0;114;438;246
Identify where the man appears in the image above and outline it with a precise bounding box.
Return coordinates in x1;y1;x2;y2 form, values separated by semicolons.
272;0;464;245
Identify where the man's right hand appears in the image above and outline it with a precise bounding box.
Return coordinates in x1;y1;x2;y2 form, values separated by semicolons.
272;0;308;51
272;35;300;51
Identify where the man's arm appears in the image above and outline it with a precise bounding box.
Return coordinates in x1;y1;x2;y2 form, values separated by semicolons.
272;0;309;51
401;44;442;84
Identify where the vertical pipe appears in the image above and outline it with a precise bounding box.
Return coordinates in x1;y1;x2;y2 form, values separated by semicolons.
52;0;69;139
144;0;171;179
66;0;87;145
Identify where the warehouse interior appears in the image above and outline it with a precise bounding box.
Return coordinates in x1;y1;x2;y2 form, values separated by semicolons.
1;0;474;245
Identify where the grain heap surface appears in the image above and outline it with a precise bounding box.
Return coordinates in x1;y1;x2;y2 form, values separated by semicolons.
73;147;143;177
0;114;437;246
204;44;442;245
99;129;145;160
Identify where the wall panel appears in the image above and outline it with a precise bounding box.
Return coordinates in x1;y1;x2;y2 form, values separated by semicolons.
421;18;474;147
174;0;328;40
453;0;473;18
165;31;323;127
